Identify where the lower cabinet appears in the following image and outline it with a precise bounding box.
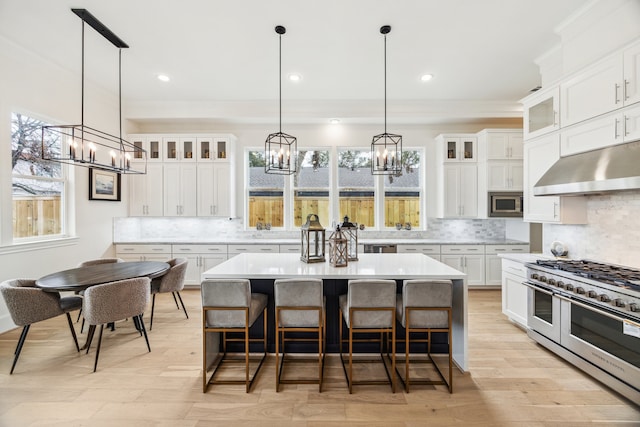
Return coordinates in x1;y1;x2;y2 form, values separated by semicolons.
172;244;228;286
115;244;172;262
396;244;441;261
485;244;530;287
227;244;279;258
501;258;528;328
441;245;485;287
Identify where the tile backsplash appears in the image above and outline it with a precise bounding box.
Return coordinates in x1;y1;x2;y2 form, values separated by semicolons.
113;217;507;243
543;190;640;268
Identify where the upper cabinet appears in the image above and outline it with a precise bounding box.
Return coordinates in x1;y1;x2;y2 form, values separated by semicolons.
523;87;560;140
560;39;640;128
481;130;523;160
130;135;163;163
440;135;477;162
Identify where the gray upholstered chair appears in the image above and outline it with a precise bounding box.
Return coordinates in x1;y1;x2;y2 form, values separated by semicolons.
75;258;124;325
201;279;268;393
82;277;151;372
0;278;81;374
396;279;453;393
149;258;188;330
339;279;397;393
77;257;124;267
274;278;325;392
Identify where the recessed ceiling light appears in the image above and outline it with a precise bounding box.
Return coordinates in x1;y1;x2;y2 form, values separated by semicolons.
420;74;434;82
157;74;170;82
288;73;302;82
329;118;340;124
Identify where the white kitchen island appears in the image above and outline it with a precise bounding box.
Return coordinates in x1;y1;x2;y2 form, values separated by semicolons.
202;253;469;371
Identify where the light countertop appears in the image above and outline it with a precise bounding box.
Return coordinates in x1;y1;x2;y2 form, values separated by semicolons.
498;253;552;263
115;237;530;246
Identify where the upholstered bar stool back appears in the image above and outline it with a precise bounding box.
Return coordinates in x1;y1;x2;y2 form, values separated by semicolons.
339;279;397;393
397;279;453;393
1;279;81;374
201;279;268;393
274;278;325;392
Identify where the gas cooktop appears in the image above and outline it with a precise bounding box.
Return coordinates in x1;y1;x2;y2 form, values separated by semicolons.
534;259;640;293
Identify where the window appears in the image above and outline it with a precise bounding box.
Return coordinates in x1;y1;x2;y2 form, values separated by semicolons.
383;150;421;228
337;149;374;228
293;150;330;227
11;113;66;239
247;150;284;227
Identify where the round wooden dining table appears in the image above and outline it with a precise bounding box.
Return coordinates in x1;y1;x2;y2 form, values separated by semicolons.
35;261;170;292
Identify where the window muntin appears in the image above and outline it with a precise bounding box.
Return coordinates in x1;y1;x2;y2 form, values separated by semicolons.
248;150;284;227
337;149;374;228
293;150;330;227
12;113;66;239
383;150;421;228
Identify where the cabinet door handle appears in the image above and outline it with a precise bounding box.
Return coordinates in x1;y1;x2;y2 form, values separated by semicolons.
624;115;629;137
615;83;621;104
615;118;620;139
553;110;558;126
624;79;629;101
553;202;559;219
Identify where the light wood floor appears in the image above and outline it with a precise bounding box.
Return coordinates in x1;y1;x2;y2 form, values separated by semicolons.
0;289;638;426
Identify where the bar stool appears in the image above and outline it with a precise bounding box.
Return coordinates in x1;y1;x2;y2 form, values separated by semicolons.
339;279;397;393
201;279;268;393
396;279;453;393
274;278;325;392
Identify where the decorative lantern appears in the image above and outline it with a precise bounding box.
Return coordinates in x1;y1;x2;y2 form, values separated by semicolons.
340;216;359;261
301;214;326;263
328;226;349;267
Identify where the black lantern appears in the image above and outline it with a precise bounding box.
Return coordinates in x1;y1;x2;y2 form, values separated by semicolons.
340;216;358;261
301;214;325;263
328;226;348;268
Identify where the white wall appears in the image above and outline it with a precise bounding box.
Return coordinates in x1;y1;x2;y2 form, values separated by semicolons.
0;36;128;332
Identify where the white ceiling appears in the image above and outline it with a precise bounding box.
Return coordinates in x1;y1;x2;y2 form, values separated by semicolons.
0;0;591;125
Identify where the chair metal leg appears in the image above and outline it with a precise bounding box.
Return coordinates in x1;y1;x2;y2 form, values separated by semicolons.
150;294;156;330
171;292;180;309
92;325;105;372
85;325;96;354
76;308;83;323
175;292;189;319
10;325;30;374
65;313;80;352
138;315;151;352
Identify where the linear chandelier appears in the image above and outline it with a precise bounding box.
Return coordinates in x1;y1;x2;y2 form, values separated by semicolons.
41;8;146;175
371;25;402;175
264;25;297;175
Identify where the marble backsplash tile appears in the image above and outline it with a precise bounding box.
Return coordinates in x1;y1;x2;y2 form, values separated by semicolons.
113;217;507;242
543;190;640;268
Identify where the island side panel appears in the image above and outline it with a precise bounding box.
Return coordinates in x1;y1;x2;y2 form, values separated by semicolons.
452;278;468;372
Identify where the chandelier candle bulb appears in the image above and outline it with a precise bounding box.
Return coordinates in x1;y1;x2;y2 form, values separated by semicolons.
110;150;116;167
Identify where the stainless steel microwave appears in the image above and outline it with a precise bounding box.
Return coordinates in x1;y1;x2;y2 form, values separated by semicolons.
488;192;523;217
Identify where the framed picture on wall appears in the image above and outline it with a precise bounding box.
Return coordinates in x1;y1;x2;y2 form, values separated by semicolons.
89;168;121;201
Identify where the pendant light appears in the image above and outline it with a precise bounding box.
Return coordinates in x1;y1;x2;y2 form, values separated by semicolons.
265;25;297;175
41;9;146;175
371;25;402;175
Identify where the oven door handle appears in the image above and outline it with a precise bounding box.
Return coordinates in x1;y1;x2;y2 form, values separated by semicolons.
555;293;639;325
522;281;555;296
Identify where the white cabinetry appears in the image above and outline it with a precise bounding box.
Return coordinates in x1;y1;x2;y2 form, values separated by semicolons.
279;244;301;253
523;133;586;224
164;136;197;162
440;245;484;287
487;161;523;191
485;244;529;287
172;244;227;286
129;163;164;216
560;39;640;128
482;130;523;160
523;87;559;139
197;163;233;218
115;244;172;262
397;244;441;261
227;244;279;258
440;135;477;162
129;135;163;162
441;164;478;218
163;163;197;216
501;258;529;328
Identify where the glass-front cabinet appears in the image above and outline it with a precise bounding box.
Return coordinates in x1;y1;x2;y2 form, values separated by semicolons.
442;136;476;162
130;135;162;163
523;87;559;139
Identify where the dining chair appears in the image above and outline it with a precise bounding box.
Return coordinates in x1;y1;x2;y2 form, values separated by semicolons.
201;278;268;393
396;279;453;393
149;258;188;330
274;278;325;392
0;278;82;374
75;257;124;326
82;277;151;372
339;279;397;393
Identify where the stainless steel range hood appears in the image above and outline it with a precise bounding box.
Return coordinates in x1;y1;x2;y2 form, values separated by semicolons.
534;140;640;196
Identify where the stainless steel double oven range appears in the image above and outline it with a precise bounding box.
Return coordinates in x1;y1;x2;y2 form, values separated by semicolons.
524;259;640;404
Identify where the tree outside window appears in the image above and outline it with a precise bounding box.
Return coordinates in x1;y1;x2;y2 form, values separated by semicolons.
12;113;66;239
337;149;374;228
293;150;330;227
